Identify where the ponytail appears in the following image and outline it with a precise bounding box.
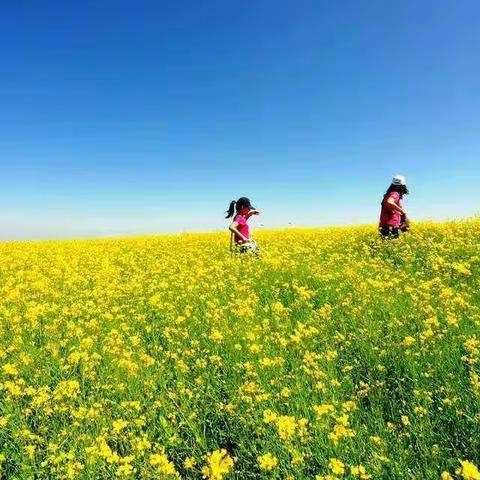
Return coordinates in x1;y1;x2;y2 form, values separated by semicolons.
225;200;236;219
225;197;253;218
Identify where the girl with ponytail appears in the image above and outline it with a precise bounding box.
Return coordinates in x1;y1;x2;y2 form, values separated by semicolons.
225;197;260;254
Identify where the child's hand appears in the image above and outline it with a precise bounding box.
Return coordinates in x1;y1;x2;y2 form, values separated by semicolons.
249;209;260;216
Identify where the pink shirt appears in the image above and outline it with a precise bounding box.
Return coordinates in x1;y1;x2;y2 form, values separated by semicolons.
379;192;402;227
233;214;251;243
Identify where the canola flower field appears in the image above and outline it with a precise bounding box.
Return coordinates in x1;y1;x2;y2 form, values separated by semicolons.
0;220;480;480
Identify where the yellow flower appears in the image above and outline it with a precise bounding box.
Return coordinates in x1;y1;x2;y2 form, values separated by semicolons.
117;463;135;477
458;460;480;480
263;409;278;424
351;465;371;479
112;419;129;433
184;457;196;469
209;329;224;342
276;415;296;440
149;452;177;476
53;380;80;400
201;449;234;480
24;444;36;460
1;363;18;376
280;387;291;398
414;406;428;416
257;453;278;471
402;336;416;347
328;458;345;475
313;404;335;419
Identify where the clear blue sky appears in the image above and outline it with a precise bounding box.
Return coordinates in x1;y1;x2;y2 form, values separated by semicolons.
1;1;479;239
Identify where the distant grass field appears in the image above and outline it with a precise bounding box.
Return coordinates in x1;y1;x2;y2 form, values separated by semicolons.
0;220;479;479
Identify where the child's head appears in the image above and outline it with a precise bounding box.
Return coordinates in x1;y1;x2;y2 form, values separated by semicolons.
382;176;409;204
225;197;253;218
389;175;409;195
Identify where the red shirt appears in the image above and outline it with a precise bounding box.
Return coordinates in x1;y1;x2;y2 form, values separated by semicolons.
379;192;402;227
233;214;251;243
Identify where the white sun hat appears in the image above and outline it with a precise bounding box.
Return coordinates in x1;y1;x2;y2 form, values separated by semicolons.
392;175;406;186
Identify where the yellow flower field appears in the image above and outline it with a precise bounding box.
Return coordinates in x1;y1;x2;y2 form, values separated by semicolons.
0;220;479;479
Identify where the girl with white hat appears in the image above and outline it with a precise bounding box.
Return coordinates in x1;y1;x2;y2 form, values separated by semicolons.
379;175;410;238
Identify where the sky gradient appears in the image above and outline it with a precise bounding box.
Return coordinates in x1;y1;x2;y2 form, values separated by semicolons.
1;1;479;239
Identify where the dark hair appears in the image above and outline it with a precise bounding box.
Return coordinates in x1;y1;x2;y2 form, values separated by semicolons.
225;197;253;218
381;184;409;205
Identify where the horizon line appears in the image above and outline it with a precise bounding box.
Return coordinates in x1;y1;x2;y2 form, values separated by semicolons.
1;215;478;245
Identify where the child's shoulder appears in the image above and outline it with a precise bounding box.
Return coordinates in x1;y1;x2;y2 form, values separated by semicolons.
234;214;247;223
389;191;401;201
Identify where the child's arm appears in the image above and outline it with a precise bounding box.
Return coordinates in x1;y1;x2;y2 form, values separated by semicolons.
248;209;260;217
229;221;248;243
385;197;406;216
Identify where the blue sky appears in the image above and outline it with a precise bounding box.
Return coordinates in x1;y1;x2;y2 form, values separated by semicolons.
1;0;479;239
